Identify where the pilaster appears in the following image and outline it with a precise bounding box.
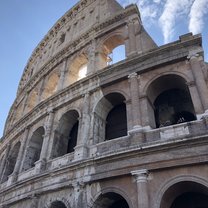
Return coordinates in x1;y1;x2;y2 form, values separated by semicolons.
131;169;149;208
9;128;29;184
128;72;142;129
74;93;90;160
57;59;68;90
38;109;55;171
188;53;208;112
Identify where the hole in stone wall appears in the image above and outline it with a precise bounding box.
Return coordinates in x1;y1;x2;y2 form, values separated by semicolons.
147;75;196;128
160;181;208;208
93;192;129;208
1;142;20;183
22;127;44;172
105;103;127;140
52;110;79;158
50;201;67;208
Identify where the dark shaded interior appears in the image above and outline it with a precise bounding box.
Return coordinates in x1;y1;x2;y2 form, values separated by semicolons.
67;120;79;153
22;127;44;171
52;110;79;158
105;103;127;140
50;201;67;208
1;142;20;182
171;192;208;208
94;192;129;208
160;181;208;208
154;89;196;128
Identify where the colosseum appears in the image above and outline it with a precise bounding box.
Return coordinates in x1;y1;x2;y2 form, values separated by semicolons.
0;0;208;207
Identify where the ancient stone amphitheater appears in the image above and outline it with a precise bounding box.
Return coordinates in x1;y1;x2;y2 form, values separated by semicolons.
0;0;208;207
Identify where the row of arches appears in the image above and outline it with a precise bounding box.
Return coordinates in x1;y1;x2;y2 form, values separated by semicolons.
1;74;197;183
45;181;208;208
14;34;126;122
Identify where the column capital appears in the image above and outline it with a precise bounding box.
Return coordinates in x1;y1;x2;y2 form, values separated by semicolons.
131;169;149;183
47;108;54;115
128;72;138;79
187;52;202;61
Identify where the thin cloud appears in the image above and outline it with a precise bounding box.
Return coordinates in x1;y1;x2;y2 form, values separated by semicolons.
189;0;208;34
159;0;194;43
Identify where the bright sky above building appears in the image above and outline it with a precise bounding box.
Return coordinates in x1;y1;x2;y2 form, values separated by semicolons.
0;0;208;137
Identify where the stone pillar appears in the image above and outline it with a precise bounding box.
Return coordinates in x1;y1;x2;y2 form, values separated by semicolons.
38;110;55;171
57;59;67;90
186;81;204;115
37;77;46;103
0;144;11;183
131;169;149;208
127;20;137;56
72;181;85;208
9;128;29;183
87;41;96;74
188;54;208;112
30;195;39;208
74;93;90;160
128;73;142;129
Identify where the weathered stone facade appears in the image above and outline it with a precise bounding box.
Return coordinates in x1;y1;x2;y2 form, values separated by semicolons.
0;0;208;207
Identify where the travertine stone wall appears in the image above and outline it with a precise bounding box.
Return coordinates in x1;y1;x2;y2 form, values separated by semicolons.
0;1;208;208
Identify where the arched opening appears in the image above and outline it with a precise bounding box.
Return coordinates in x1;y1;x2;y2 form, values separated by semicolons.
146;75;196;128
107;45;126;66
93;192;129;208
65;53;88;86
49;201;67;208
98;35;126;69
26;88;38;112
22;127;44;171
93;93;127;143
1;142;20;183
160;181;208;208
52;110;79;158
42;72;59;100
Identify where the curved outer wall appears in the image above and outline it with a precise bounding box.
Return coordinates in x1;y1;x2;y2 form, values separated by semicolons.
0;0;208;207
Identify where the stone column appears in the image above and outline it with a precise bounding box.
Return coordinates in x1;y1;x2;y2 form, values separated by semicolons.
72;181;85;208
30;195;39;208
57;59;67;90
127;20;137;56
0;144;11;183
9;128;29;183
37;110;55;172
87;41;96;75
128;73;142;129
74;93;90;160
131;169;149;208
188;54;208;112
186;81;204;115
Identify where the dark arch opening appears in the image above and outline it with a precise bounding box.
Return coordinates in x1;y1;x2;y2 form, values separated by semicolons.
154;89;196;127
105;93;127;140
67;120;79;153
52;110;79;158
99;35;126;69
160;181;208;208
106;103;127;140
171;192;208;208
50;201;67;208
1;142;20;183
22;127;44;171
147;75;196;128
94;192;129;208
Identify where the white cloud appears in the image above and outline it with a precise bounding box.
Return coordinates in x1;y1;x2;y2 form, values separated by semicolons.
189;0;208;34
159;0;194;43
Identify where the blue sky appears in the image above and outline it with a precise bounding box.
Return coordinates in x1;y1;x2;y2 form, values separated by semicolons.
0;0;208;137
